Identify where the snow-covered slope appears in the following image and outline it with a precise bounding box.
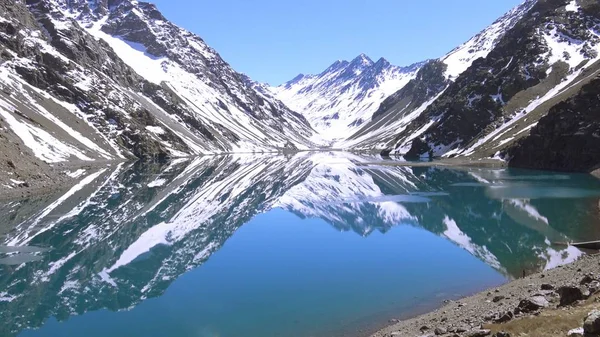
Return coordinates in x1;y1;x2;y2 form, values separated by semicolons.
441;0;537;79
340;0;600;174
0;0;320;181
269;54;424;140
339;0;537;151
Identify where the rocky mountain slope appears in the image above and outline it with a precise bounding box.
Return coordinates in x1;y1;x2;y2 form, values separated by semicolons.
269;54;424;140
0;0;319;186
339;0;600;173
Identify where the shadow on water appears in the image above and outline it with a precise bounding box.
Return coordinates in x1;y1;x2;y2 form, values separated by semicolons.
0;152;599;337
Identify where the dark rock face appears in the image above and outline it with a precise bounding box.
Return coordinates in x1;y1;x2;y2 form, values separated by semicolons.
372;60;448;122
343;0;600;172
508;76;600;173
345;60;448;150
557;286;588;306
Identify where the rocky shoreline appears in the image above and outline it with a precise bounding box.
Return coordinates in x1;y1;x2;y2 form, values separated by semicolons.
0;159;126;201
371;253;600;337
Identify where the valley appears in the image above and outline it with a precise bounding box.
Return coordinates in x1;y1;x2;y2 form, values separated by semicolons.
0;1;598;195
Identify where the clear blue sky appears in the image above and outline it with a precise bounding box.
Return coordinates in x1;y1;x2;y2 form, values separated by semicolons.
151;0;523;85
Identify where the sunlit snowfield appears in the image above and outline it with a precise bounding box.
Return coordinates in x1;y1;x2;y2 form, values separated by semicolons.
2;152;600;337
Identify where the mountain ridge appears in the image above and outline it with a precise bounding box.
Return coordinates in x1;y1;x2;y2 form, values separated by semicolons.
335;0;599;174
269;53;426;140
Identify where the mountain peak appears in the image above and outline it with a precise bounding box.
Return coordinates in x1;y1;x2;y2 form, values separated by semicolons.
321;60;350;75
374;57;391;67
350;53;374;67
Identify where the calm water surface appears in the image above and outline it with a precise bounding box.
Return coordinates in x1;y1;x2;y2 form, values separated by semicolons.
1;153;600;337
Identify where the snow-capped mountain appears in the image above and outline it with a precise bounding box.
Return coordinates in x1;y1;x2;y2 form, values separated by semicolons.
269;54;424;140
0;0;320;190
339;0;600;173
339;0;537;151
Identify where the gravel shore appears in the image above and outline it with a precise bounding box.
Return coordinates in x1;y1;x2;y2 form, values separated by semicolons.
372;252;600;337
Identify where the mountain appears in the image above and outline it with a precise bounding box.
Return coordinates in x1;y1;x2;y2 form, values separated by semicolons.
0;0;321;194
339;0;536;151
268;54;424;140
339;0;600;173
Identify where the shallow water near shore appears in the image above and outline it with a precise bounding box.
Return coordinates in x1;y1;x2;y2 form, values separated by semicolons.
2;152;600;337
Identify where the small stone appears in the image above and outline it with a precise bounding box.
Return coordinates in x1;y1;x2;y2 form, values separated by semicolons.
435;327;447;335
582;286;591;298
581;274;595;285
589;281;600;294
449;326;468;333
493;295;505;303
541;283;554;290
419;325;430;332
441;317;448;322
493;332;511;337
465;329;491;337
484;314;496;321
584;310;600;334
388;318;399;324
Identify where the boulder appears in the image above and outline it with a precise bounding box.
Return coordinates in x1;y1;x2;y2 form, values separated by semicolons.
558;286;587;306
584;310;600;334
495;311;514;323
589;281;600;295
568;327;584;337
581;274;595;285
517;296;549;313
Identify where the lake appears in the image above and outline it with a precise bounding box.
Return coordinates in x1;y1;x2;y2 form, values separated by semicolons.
1;152;600;337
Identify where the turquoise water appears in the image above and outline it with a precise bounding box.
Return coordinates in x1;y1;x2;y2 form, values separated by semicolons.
2;153;600;337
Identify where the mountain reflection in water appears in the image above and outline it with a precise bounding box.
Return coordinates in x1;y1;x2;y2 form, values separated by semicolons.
1;152;600;337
